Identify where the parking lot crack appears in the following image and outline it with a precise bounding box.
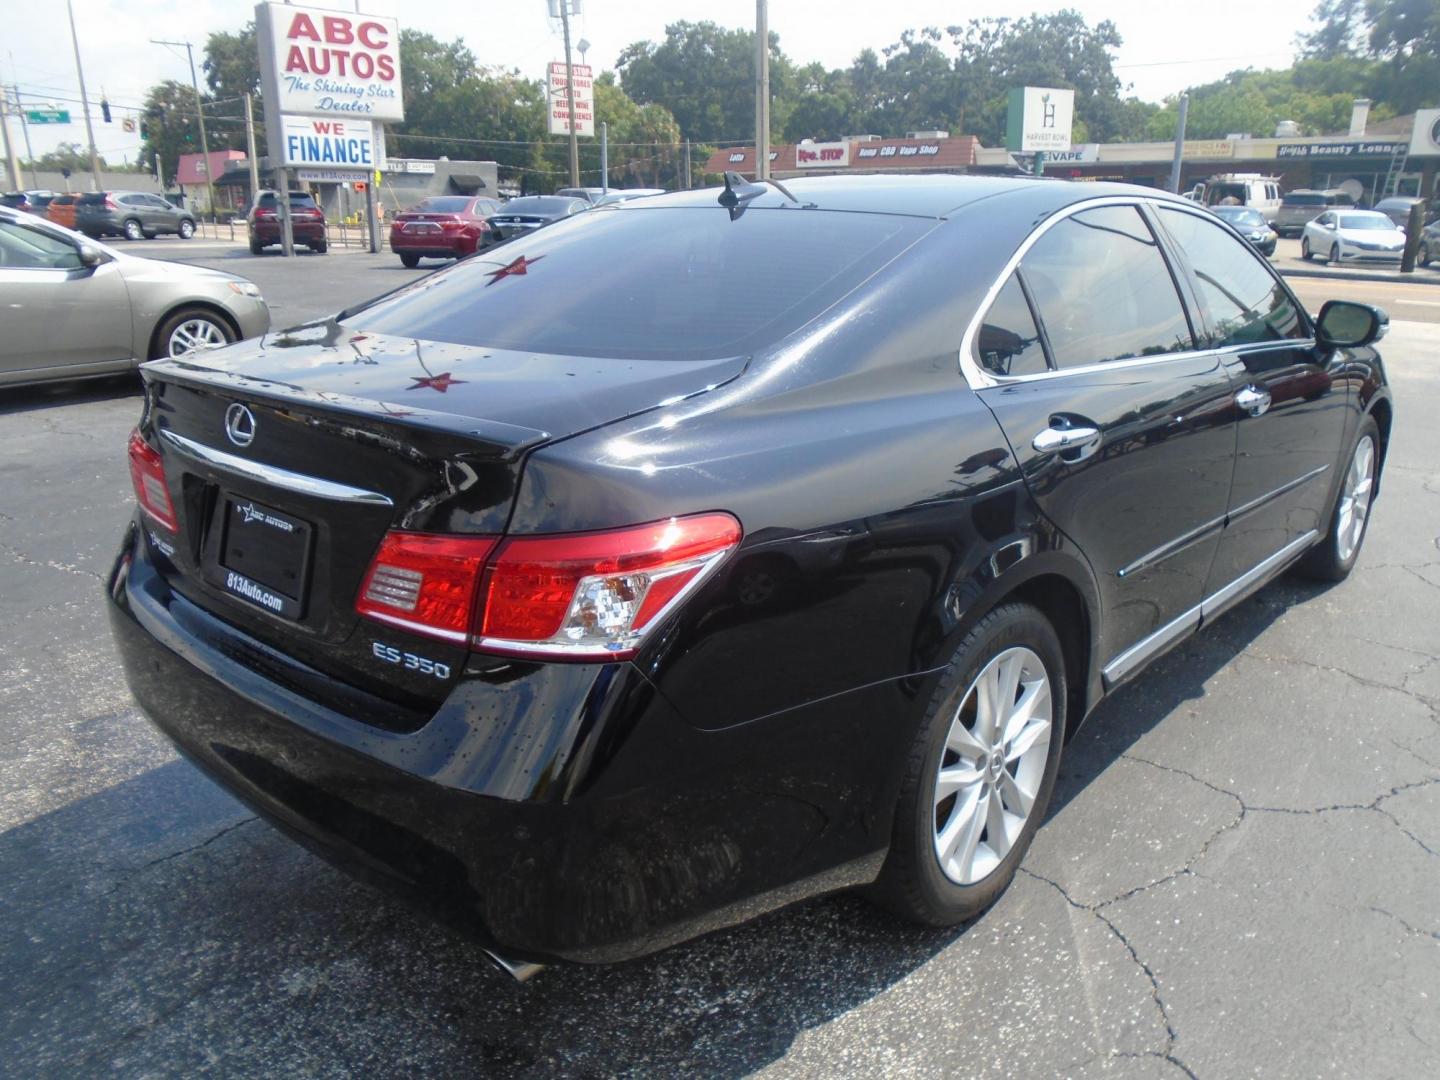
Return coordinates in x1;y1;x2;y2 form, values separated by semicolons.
101;817;258;897
1020;867;1189;1071
0;542;104;583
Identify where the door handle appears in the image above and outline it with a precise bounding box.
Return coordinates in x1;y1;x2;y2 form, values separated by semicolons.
1235;385;1271;417
1032;423;1102;459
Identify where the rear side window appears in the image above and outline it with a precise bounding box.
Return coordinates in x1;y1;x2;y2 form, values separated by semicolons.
1020;205;1194;369
1283;193;1323;207
1159;208;1308;347
346;207;933;361
976;273;1049;377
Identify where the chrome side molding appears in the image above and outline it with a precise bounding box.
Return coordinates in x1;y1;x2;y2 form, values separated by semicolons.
1102;529;1320;688
160;429;395;506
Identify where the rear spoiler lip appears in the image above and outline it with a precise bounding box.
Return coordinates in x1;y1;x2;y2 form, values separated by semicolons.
141;357;552;462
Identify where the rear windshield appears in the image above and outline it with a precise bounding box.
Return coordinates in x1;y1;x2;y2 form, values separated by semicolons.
1283;193;1325;206
77;193;110;205
1215;207;1266;227
1340;214;1395;230
0;194;25;207
502;197;583;215
415;197;471;213
344;206;932;361
257;192;318;209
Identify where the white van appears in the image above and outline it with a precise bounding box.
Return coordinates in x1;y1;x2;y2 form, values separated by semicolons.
1186;175;1284;223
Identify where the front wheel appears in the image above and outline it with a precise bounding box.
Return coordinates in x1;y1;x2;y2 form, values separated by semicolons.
872;602;1065;926
152;307;237;359
178;219;195;239
1301;237;1313;260
1296;417;1379;582
1330;244;1341;264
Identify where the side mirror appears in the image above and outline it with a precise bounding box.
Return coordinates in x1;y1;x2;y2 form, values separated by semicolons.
1317;300;1387;349
77;243;104;268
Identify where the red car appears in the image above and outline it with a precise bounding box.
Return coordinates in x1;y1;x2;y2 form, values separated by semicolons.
389;196;503;267
248;190;328;255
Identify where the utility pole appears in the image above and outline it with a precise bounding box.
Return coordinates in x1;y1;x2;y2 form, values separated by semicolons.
755;0;770;180
243;92;260;200
66;0;104;192
600;121;608;194
1167;93;1190;194
0;86;21;191
559;1;580;188
683;139;691;189
14;86;39;188
152;39;215;217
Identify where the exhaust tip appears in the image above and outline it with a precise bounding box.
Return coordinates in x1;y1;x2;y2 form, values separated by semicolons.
483;948;545;983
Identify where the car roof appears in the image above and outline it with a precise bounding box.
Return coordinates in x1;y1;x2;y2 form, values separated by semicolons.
630;173;1197;220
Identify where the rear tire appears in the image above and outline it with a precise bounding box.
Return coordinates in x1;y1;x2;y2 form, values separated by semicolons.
1296;416;1379;582
123;218;144;241
249;238;264;255
311;240;328;254
400;253;420;268
871;602;1065;926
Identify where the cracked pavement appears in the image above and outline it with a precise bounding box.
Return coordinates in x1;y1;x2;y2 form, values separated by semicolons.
1;256;1437;1078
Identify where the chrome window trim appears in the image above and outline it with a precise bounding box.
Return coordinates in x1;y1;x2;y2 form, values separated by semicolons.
959;195;1317;390
1102;528;1320;688
159;430;395;506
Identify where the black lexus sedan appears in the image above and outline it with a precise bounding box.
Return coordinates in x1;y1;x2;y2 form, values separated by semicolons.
1210;204;1279;257
108;175;1393;976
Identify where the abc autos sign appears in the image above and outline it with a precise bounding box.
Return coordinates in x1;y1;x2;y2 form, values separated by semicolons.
255;2;404;121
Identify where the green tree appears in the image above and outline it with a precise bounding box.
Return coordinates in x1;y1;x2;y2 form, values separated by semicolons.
617;21;795;143
24;142;106;173
138;80;215;183
1299;0;1368;56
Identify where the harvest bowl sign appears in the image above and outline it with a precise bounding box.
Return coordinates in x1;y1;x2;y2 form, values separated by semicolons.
256;2;404;121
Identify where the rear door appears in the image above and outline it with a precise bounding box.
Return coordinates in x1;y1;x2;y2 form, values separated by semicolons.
1154;204;1348;601
973;201;1238;684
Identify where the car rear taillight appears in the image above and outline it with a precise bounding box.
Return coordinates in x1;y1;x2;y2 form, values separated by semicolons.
479;513;741;659
355;533;498;644
104;196;118;210
255;209;276;219
354;513;742;658
127;430;177;532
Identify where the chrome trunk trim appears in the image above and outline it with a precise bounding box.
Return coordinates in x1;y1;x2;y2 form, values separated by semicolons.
160;430;395;506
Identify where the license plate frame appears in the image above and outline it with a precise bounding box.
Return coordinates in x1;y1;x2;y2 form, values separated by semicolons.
204;495;313;620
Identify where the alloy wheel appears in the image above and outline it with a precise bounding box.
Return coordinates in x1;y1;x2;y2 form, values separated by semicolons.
124;219;143;241
933;645;1052;885
167;318;229;357
1335;433;1376;564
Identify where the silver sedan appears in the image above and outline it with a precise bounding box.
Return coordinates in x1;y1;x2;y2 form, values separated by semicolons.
0;207;270;388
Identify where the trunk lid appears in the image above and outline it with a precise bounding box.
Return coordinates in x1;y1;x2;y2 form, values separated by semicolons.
137;325;746;714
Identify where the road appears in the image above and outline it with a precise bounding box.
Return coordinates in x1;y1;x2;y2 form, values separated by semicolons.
2;250;1438;1078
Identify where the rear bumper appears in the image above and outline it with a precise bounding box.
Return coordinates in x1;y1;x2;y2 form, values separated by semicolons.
106;524;885;963
251;223;326;245
388;233;469;256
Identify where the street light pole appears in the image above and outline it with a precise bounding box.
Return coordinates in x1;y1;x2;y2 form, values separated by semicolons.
0;86;22;191
65;0;104;192
153;39;215;218
559;1;580;188
755;0;770;181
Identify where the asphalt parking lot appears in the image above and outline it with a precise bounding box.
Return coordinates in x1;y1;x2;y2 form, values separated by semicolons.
2;250;1438;1077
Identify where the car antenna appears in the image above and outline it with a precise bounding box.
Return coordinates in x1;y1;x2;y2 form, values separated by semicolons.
718;171;813;218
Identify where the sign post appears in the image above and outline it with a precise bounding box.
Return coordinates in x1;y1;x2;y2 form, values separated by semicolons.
1005;86;1075;178
255;2;404;257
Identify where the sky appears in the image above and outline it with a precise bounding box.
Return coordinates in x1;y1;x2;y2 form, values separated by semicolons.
3;0;1319;166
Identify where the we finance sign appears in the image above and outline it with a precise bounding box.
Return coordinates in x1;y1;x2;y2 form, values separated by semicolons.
281;116;376;169
256;2;404;120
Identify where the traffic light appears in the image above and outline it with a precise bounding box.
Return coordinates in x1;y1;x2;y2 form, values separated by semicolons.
140;122;149;140
101;98;111;123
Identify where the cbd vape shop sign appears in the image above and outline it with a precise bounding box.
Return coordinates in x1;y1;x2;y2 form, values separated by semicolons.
256;2;404;120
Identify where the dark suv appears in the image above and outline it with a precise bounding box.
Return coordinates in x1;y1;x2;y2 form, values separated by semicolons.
247;190;328;254
74;191;196;241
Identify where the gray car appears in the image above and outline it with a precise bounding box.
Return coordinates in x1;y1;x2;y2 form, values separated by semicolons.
487;196;588;240
74;190;197;242
1273;188;1356;237
0;207;268;387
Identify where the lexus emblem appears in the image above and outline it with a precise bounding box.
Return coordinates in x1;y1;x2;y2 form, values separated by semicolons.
224;403;256;448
